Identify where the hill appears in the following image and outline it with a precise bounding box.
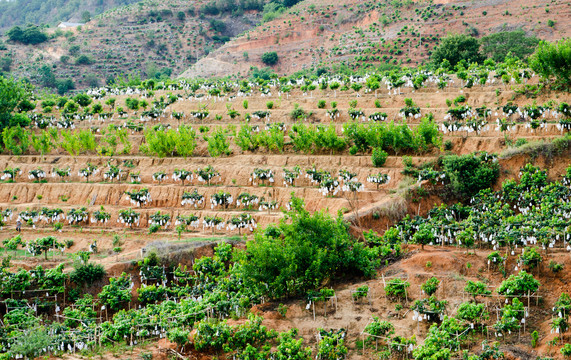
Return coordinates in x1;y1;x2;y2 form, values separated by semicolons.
181;0;571;79
0;0;264;91
1;52;571;357
0;0;141;30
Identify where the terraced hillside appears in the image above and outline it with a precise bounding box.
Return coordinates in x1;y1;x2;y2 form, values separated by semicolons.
0;0;263;90
183;0;571;78
2;59;571;359
1;67;569;261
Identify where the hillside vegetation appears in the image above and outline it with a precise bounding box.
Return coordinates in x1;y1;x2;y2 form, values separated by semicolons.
0;35;571;358
0;1;571;360
0;0;140;29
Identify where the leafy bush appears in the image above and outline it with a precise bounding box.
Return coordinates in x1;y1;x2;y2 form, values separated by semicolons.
442;152;500;199
480;30;539;62
70;263;106;287
431;34;483;67
206;127;232;157
371;148;388;167
497;271;540;297
261;51;279;66
385;278;410;300
530;38;571;88
421;277;440;296
99;273;132;310
240;196;386;299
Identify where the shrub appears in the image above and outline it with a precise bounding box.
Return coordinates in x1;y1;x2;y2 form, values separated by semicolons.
261;51;278;66
480;30;539;62
442;152;500;199
421;277;440;296
385;278;410;300
240;196;383;299
530;38;571;88
317;100;326;109
372;148;388;167
266;101;274;109
431;34;483;67
70;263;106;287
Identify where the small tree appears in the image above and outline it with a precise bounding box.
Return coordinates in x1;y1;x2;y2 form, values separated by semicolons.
464;280;491;302
118;209;140;228
152;171;167;184
66;207;88;224
2;167;21;182
181;189;204;208
195;165;220;185
210;191;233;209
52;167;71;182
261;51;279;66
283;166;301;187
412;224;435;250
173;169;192;186
385;278;410;301
421;277;440;296
530;38;571;89
367;172;390;190
103;164;121;182
372;148;388;167
78;163;98;183
99;273;131;311
27;236;62;260
28;168;46;182
431;34;483;67
125;188;152;207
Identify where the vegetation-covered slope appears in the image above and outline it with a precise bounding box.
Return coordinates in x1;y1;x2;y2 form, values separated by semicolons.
0;0;141;29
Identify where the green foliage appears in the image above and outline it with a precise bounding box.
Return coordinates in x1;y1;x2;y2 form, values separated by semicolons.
2;126;29;155
142;125;196;158
70;263;106;287
6;25;47;45
343;116;440;155
464;280;491;301
456;302;489;324
206;127;232;157
442;152;500;199
519;247;542;270
371;147;388;167
9;327;51;359
261;51;279;66
411;223;435;249
421;277;440;296
27;236;62;259
167;327;190;349
530;38;571;88
99;273;132;311
480;30;539;62
497;271;540;297
240;195;387;299
363;316;394;344
494;298;525;334
352;285;369;301
317;329;348;360
431;34;483;67
385;278;410;300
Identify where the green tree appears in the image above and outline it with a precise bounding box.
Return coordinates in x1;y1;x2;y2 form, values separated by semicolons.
240;195;379;299
529;38;571;88
431;34;483;67
98;272;132;310
27;236;62;260
261;51;279;66
0;77;30;135
442;152;500;199
480;30;539;62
